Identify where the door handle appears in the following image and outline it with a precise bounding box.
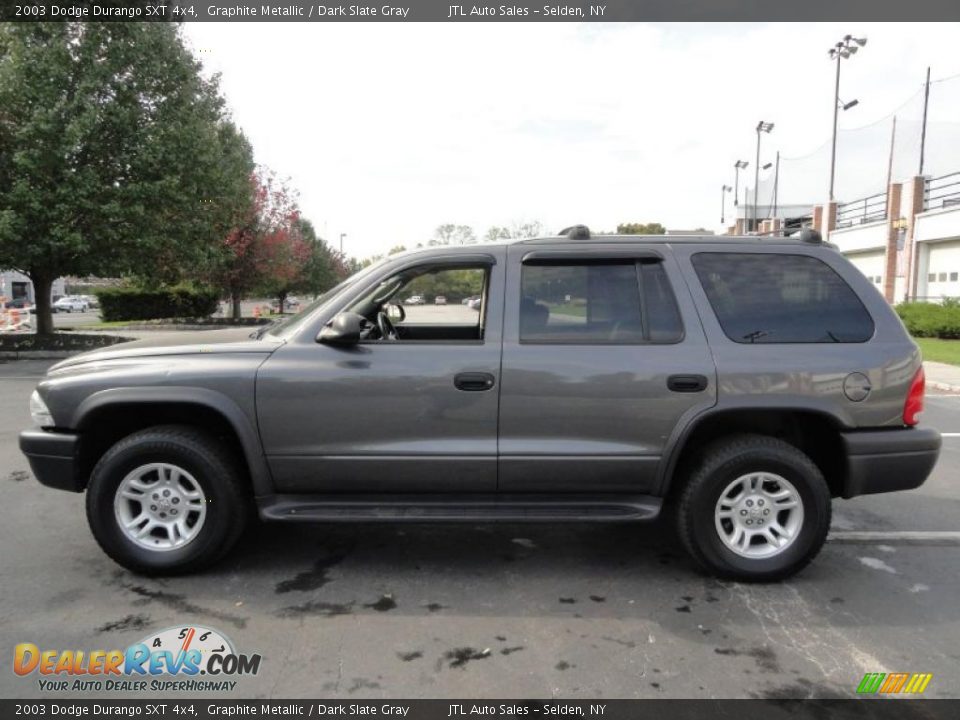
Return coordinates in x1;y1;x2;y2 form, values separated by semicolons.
454;372;496;392
667;374;708;393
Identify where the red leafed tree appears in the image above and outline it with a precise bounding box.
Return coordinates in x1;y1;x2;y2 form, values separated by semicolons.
255;219;314;313
214;168;303;319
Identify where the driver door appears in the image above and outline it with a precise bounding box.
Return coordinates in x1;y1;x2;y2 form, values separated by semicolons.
255;250;505;493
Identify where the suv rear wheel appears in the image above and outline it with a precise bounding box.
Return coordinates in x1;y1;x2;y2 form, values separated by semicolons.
677;434;831;581
86;425;249;575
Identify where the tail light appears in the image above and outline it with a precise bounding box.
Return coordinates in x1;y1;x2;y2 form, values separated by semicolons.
903;366;925;426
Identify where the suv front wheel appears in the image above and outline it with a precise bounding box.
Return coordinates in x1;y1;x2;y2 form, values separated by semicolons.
677;434;831;582
86;425;250;575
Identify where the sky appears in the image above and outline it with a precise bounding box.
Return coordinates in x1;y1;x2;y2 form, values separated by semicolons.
183;22;960;260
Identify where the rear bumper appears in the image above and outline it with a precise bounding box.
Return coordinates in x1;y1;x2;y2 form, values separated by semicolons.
840;427;941;499
18;429;82;493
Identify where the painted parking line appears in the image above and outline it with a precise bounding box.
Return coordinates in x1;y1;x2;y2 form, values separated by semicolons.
941;432;960;437
830;531;960;545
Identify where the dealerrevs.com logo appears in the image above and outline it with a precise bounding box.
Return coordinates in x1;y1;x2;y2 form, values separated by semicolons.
13;625;261;692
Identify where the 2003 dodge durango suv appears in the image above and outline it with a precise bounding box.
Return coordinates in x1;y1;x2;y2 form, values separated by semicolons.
20;227;941;581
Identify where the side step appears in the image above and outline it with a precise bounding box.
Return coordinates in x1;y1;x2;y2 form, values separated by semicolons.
258;493;662;523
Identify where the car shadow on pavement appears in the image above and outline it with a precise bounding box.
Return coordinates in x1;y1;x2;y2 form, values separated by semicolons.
99;517;953;631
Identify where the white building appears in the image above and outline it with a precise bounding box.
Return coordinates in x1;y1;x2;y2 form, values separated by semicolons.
0;270;66;304
817;172;960;303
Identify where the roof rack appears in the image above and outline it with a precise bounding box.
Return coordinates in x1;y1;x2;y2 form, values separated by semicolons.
558;224;591;240
798;227;823;244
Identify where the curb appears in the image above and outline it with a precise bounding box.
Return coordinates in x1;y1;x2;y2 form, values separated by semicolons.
928;379;960;394
0;350;76;360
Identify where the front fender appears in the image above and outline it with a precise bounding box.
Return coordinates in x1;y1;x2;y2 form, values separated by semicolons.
72;386;274;496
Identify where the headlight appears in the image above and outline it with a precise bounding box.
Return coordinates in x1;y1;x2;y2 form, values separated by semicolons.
29;390;54;427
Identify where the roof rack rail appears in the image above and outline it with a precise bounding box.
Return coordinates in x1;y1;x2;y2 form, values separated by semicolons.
558;224;591;240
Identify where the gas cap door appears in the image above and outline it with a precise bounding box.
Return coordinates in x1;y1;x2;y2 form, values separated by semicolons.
843;372;872;402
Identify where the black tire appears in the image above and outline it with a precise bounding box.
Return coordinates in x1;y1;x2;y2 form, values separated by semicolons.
86;425;250;575
677;434;831;582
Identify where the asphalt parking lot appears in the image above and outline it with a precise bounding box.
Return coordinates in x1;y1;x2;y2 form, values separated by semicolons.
1;357;958;700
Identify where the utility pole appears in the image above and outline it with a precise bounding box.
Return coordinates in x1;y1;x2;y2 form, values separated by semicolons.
772;151;780;222
886;115;897;211
919;66;931;176
754;122;774;231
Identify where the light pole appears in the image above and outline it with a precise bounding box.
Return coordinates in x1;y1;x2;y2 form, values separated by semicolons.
772;151;780;222
339;233;347;255
753;121;774;230
721;185;732;224
733;160;749;206
828;34;867;201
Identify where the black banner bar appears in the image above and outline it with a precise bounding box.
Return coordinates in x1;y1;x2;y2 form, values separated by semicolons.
3;0;960;21
2;700;959;720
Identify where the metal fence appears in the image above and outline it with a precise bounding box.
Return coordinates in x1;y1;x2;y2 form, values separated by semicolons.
924;172;960;210
836;192;887;228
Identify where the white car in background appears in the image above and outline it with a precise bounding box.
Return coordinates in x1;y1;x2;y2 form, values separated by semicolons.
53;297;89;313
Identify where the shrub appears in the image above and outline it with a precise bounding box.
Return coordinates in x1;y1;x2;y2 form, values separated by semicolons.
95;286;219;322
895;302;960;339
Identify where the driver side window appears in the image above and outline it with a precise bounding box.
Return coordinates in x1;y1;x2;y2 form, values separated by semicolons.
350;264;490;343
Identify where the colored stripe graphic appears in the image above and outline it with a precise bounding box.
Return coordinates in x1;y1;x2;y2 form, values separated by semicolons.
858;672;932;694
857;673;885;693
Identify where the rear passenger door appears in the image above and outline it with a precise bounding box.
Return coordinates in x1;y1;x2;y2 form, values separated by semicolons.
497;244;717;493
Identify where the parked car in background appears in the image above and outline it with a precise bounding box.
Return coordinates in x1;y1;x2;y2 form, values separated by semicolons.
78;295;100;309
434;295;447;305
466;295;482;310
405;295;425;305
53;297;89;313
270;297;301;313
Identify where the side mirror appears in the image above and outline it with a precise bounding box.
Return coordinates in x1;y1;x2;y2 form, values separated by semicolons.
317;312;365;346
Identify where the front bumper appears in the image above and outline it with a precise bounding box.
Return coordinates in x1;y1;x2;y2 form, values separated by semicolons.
19;429;82;493
840;427;941;499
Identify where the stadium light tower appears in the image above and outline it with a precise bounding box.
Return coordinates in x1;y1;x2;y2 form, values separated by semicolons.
721;184;732;224
733;160;749;206
753;121;774;230
828;34;867;201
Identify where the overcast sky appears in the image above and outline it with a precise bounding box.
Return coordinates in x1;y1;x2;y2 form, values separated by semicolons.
184;22;960;260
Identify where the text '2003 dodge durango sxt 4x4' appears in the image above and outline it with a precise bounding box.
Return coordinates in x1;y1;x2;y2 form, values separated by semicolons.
20;227;941;581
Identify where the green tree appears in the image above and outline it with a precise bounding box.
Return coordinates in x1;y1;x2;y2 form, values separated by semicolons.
616;222;666;235
485;226;511;242
0;23;248;333
429;224;475;246
510;221;544;238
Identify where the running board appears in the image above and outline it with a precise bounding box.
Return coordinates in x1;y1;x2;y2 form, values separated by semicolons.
258;493;662;523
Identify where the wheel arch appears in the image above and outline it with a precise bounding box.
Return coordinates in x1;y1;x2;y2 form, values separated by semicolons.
72;387;273;496
658;404;848;499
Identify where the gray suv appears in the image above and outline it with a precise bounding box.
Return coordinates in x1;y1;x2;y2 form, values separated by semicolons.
20;228;941;581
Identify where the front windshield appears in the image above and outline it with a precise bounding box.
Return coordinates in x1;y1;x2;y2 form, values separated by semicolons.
264;259;388;339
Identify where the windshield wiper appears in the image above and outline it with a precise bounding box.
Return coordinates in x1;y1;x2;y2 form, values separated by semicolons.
249;320;280;340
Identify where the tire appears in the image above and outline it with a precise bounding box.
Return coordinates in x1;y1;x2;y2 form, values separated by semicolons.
677;434;831;582
86;425;250;575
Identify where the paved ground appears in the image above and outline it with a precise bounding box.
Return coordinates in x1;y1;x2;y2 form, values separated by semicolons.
0;357;958;700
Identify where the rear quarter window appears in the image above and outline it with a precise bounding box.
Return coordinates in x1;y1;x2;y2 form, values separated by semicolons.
691;252;875;344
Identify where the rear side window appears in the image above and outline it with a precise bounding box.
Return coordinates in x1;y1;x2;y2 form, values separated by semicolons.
519;260;683;344
691;253;874;344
